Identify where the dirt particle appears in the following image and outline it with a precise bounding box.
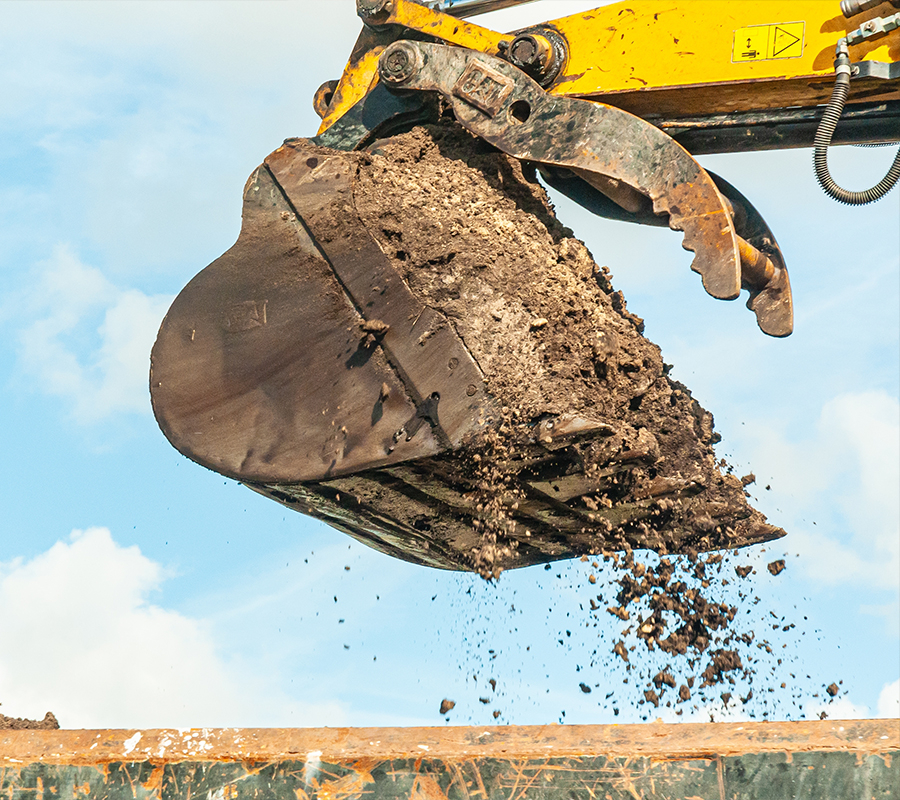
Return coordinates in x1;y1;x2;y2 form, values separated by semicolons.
767;560;786;576
439;699;455;715
360;318;390;336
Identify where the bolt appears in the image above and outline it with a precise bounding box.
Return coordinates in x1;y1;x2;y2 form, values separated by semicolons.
379;41;422;85
504;30;565;86
507;32;553;75
385;49;409;75
466;384;477;397
510;36;539;65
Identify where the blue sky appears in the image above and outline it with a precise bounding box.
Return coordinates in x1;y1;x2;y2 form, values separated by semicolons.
1;0;897;729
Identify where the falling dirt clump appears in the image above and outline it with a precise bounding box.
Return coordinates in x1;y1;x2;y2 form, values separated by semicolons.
350;119;784;578
287;118;805;719
767;559;786;576
0;709;59;730
700;649;744;687
439;698;456;715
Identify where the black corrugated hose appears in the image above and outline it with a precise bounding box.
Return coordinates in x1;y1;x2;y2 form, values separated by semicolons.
813;48;900;205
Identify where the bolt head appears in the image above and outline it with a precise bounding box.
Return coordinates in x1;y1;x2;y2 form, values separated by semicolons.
509;34;542;67
511;37;539;65
379;41;422;85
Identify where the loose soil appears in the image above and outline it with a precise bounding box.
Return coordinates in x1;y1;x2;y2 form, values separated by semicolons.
352;120;783;575
349;120;795;701
0;710;59;730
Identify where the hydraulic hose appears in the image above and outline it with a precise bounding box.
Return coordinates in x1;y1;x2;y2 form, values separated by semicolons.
813;46;900;205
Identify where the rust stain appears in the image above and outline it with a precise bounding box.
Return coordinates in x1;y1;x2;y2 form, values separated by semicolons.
312;769;372;800
349;759;379;783
1;720;898;765
140;765;165;795
410;774;448;800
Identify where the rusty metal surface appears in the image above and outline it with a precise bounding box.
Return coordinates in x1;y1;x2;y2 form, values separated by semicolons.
150;162;434;484
1;721;897;799
151;141;494;486
709;173;793;338
265;140;495;452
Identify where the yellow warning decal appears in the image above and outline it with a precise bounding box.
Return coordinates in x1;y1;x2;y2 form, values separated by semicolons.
733;22;805;63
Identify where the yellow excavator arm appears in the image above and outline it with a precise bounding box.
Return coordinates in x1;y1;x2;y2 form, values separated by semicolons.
320;0;900;138
149;0;899;572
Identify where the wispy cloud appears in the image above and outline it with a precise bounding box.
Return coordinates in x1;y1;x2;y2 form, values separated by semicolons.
745;390;899;590
877;679;899;718
14;246;171;423
803;678;899;721
0;527;346;728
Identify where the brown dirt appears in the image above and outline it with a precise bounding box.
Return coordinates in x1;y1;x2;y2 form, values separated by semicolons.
0;710;59;730
352;120;783;577
347;119;799;704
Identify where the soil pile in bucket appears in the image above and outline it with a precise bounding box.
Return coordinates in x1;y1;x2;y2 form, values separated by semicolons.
0;707;59;730
351;120;784;580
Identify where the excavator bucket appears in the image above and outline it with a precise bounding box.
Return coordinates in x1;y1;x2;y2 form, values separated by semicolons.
151;28;795;573
152;115;785;572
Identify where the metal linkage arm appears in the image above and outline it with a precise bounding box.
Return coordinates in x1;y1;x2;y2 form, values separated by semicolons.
377;41;793;336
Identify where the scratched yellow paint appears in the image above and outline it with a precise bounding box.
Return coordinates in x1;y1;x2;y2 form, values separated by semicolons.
546;1;897;97
318;45;384;136
318;0;508;135
319;0;899;135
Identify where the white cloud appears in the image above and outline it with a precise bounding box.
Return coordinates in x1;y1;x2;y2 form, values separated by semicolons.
877;679;899;718
652;697;751;724
805;694;870;721
800;678;900;721
15;246;172;423
0;528;346;729
747;390;900;590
